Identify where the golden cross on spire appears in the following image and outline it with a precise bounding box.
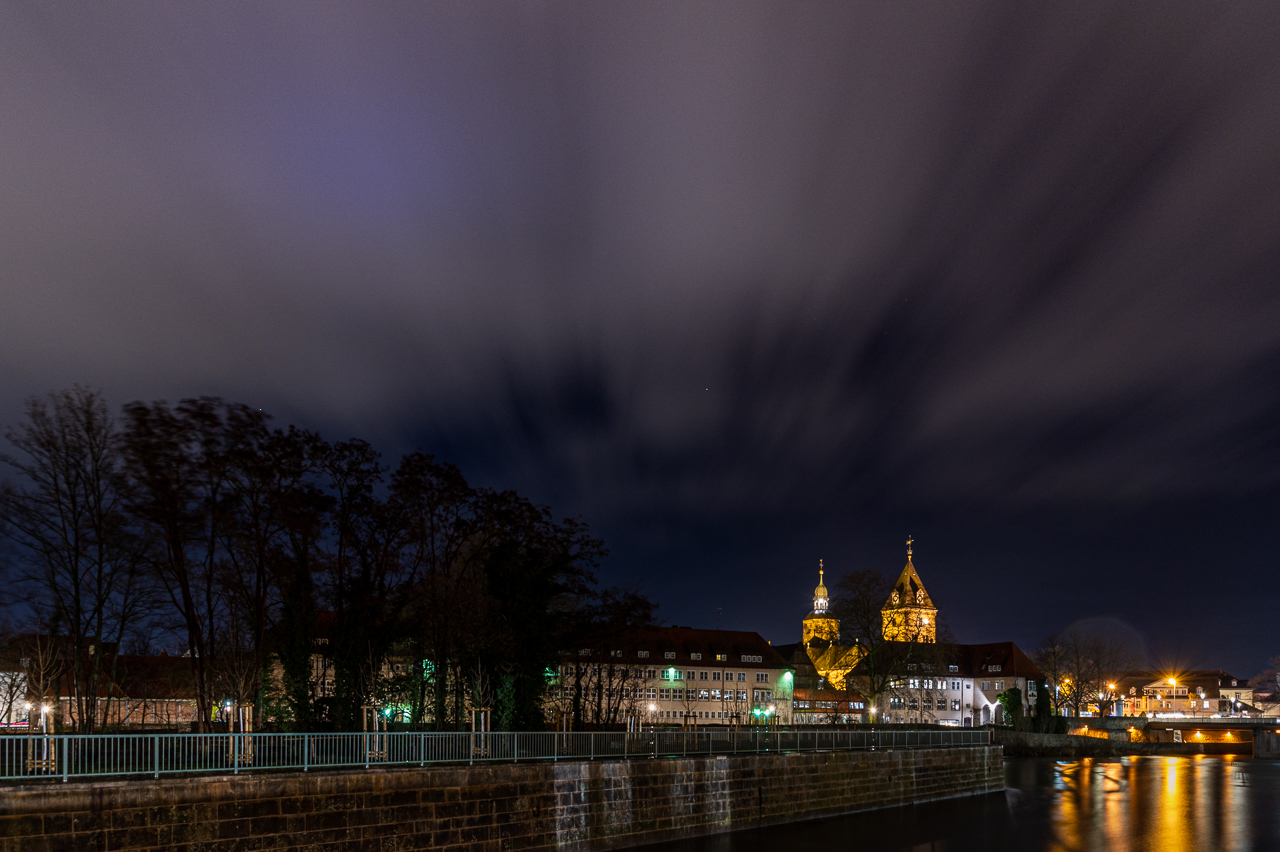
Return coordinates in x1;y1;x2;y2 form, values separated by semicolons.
906;535;914;560
819;558;824;581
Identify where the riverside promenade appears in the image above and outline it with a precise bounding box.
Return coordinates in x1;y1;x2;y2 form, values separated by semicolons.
0;729;1002;851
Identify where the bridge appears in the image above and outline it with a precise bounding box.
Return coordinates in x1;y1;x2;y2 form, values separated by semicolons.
1072;715;1280;758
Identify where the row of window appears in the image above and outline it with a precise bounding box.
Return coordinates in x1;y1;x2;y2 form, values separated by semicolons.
558;666;771;684
584;649;765;663
654;709;736;719
553;686;659;700
793;700;866;710
658;688;763;702
906;679;962;691
660;670;768;683
889;697;963;711
898;678;1011;693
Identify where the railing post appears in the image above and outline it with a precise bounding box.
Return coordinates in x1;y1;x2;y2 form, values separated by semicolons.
234;732;240;775
590;732;594;761
153;734;160;779
303;733;309;772
514;732;519;764
61;737;68;783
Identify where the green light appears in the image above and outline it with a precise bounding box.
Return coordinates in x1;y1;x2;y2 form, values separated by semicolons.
782;672;793;682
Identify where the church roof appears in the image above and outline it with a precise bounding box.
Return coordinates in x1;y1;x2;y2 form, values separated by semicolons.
884;538;934;610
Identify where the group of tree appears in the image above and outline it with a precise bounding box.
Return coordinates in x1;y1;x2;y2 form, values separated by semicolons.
1031;630;1142;717
0;387;653;733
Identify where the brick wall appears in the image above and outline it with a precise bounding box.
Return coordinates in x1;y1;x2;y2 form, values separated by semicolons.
0;746;1002;851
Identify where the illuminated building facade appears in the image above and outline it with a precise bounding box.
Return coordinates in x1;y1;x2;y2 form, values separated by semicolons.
547;626;794;728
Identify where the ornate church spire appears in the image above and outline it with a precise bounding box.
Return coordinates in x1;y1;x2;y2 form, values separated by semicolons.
813;559;829;613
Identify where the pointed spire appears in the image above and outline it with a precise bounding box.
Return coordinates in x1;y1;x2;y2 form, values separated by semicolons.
813;559;829;613
886;536;933;609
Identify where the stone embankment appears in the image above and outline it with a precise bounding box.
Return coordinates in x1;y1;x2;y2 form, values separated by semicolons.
0;746;1002;851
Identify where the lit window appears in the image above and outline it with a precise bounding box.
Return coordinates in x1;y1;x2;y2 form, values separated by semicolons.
691;653;702;660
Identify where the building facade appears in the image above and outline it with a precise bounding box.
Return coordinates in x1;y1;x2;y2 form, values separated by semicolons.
548;626;794;728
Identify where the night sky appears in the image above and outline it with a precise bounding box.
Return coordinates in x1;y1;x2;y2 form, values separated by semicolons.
2;3;1278;677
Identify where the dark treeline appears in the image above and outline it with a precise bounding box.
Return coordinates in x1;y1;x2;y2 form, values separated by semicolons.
0;388;654;732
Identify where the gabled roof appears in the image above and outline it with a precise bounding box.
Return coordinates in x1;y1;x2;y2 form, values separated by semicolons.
566;626;789;670
1116;670;1244;698
951;642;1043;680
849;640;1043;681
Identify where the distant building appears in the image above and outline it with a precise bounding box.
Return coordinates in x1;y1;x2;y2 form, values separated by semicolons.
790;539;1041;726
549;626;794;728
1115;670;1255;716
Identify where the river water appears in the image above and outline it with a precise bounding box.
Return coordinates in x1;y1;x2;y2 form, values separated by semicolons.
652;756;1280;851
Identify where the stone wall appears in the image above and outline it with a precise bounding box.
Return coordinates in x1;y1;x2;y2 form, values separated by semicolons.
0;746;1002;851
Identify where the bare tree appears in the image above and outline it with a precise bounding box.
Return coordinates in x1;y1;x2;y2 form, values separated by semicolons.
1;389;149;732
1034;630;1140;716
121;397;245;728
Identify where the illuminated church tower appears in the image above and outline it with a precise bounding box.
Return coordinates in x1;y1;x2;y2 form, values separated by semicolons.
881;537;937;643
802;560;840;645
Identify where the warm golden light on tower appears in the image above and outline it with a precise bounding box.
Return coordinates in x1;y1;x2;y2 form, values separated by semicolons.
880;536;937;643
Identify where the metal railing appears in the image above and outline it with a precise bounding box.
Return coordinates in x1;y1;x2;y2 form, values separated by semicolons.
0;727;991;783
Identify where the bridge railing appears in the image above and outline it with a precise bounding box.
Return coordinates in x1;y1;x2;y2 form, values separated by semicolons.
0;727;992;783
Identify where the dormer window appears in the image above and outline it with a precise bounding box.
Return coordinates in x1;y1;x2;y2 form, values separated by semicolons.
948;665;958;673
690;653;702;660
637;651;649;658
664;652;676;660
715;654;727;661
990;665;1001;672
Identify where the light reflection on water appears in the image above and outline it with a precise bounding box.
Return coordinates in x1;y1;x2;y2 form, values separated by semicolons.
648;756;1280;851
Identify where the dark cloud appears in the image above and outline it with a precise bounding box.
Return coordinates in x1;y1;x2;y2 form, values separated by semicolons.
2;1;1279;674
